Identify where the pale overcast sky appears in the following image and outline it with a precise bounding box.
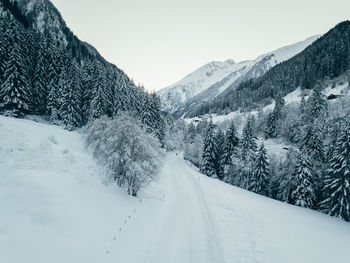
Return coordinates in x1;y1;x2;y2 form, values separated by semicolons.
50;0;349;91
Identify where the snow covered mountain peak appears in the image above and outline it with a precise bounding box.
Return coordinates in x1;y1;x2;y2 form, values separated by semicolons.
158;35;320;115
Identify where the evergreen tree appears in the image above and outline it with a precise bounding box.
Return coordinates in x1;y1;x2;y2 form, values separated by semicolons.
299;92;307;123
140;93;165;143
302;121;325;163
214;128;225;180
0;43;31;117
321;121;350;221
59;60;82;130
277;148;299;203
249;143;270;195
241;118;258;163
200;120;217;177
89;61;110;119
307;84;328;122
47;50;65;122
287;121;301;144
240;118;258;188
265;94;285;138
222;122;240;165
290;151;316;208
32;47;47;114
81;59;94;124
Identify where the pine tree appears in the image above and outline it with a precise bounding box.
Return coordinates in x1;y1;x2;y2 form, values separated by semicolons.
287;121;301;144
214;129;225;180
277;148;299;202
299;92;307;123
241;118;258;163
222;122;240;165
240;118;258;188
140;93;165;143
0;43;31;117
302;122;325;163
321;121;350;221
32;47;48;114
249;143;270;195
265;94;285;138
89;61;110;119
80;59;94;124
290;151;315;208
47;50;65;122
200;120;217;177
59;61;82;131
307;84;328;122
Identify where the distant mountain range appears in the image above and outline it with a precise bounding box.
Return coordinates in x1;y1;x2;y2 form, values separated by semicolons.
158;36;319;116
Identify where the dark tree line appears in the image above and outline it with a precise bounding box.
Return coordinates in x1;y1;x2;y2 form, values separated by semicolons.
0;9;165;142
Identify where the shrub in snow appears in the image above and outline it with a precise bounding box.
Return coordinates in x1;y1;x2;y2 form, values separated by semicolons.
85;112;163;196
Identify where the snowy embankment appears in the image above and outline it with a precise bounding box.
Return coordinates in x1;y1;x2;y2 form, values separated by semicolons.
1;116;350;263
0;116;164;263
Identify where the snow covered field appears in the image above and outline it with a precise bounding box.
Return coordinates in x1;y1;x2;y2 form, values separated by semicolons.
1;116;350;263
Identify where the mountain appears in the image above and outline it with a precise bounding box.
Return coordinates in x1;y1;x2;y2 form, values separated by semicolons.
1;0;106;63
191;21;350;117
158;35;319;115
0;0;164;138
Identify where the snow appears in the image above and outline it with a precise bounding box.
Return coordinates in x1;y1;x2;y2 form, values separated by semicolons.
158;59;250;112
1;116;350;262
0;116;161;263
255;36;320;67
187;81;350;127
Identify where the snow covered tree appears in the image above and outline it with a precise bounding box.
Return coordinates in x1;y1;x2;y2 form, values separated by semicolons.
287;120;302;144
265;94;285;138
32;47;48;114
85;113;162;196
80;59;94;124
0;43;31;117
89;61;110;119
290;151;316;208
222;121;240;165
240;118;258;188
249;143;270;195
59;60;82;130
321;121;350;221
299;92;307;123
214;128;225;180
241;118;257;163
201;120;217;177
276;148;299;203
140;93;165;144
307;84;328;122
302;121;325;163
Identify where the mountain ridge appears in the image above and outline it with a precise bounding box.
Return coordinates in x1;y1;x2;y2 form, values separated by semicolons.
158;35;320;115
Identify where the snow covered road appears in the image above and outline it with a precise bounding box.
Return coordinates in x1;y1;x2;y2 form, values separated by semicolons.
1;116;350;263
119;152;350;263
141;153;224;263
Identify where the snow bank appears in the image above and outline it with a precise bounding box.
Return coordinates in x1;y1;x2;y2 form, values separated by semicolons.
0;116;164;263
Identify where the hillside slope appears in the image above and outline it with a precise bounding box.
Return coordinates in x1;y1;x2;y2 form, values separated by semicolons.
158;36;319;115
194;20;350;116
1;117;349;262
